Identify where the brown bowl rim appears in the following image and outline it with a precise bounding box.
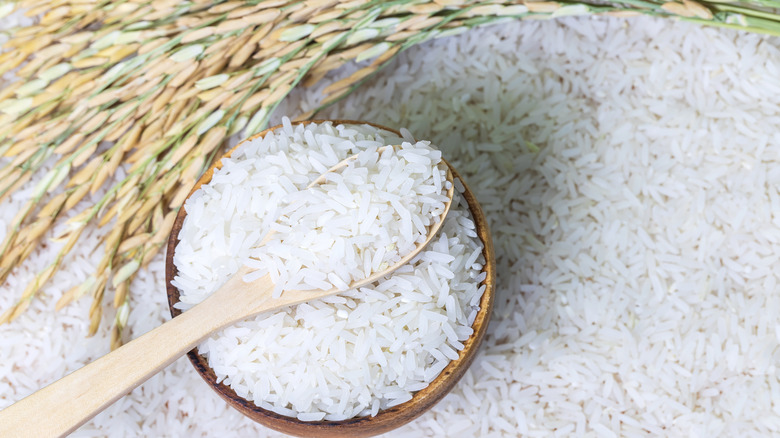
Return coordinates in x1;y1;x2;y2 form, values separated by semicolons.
164;119;495;438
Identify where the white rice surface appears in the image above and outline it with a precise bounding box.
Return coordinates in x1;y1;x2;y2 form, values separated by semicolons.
3;13;780;437
172;121;483;420
175;135;451;299
249;143;451;296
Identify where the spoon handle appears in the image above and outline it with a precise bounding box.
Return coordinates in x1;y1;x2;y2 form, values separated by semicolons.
0;271;274;438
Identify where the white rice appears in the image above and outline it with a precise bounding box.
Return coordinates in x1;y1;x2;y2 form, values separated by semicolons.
4;13;780;437
172;120;485;420
242;142;450;296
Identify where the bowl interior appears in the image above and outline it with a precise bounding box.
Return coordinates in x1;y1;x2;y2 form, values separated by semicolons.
164;120;495;438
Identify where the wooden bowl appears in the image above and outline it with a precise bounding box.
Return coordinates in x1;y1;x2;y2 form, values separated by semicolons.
164;120;495;437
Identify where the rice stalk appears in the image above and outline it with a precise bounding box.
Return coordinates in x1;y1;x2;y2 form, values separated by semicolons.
1;0;779;347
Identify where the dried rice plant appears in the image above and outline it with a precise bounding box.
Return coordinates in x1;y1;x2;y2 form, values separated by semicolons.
0;0;778;349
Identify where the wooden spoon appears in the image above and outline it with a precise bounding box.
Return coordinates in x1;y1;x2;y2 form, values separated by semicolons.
0;152;455;438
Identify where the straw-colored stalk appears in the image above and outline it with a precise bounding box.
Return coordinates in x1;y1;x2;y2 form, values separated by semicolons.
1;0;779;348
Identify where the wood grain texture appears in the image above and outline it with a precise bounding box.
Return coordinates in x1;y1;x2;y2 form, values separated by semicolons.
165;119;495;438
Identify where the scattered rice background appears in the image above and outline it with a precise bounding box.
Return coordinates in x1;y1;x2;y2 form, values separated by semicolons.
3;14;780;437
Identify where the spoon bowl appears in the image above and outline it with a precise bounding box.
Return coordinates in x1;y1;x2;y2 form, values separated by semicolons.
166;120;495;438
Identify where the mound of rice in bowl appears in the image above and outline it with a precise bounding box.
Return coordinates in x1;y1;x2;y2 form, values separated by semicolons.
171;118;487;421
